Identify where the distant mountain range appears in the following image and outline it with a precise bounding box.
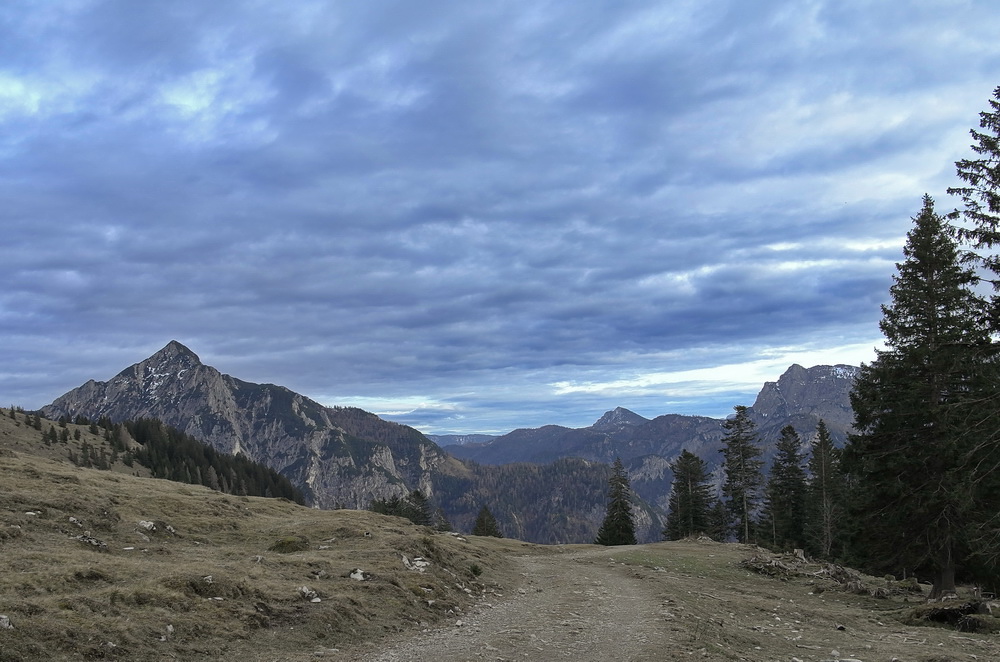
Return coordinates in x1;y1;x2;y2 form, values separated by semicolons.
41;341;859;542
442;363;859;512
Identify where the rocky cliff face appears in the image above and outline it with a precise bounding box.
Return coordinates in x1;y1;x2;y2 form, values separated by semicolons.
41;341;460;509
749;363;859;446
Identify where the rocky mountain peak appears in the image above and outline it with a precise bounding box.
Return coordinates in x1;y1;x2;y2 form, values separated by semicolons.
750;363;859;432
591;407;649;431
136;341;204;378
155;340;201;363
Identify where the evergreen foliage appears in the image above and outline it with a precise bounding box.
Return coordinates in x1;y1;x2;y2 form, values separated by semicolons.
433;457;617;544
760;425;807;551
369;490;434;526
125;418;305;504
719;405;764;544
844;195;998;597
949;85;1000;295
663;450;714;540
595;458;637;546
705;499;730;542
471;505;503;537
805;419;845;559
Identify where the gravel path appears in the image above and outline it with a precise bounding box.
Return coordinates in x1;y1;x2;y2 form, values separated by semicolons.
358;548;671;662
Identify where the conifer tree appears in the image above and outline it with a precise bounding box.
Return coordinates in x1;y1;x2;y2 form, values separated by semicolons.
406;490;433;526
705;498;730;542
595;458;637;546
844;195;996;597
720;405;764;544
949;85;1000;301
471;505;503;537
760;425;807;551
663;450;714;540
805;420;844;559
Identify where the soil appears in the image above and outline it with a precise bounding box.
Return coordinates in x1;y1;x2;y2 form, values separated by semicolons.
363;549;670;662
358;547;667;661
355;543;1000;662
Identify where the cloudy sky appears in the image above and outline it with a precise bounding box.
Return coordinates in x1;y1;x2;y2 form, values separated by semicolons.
2;1;999;435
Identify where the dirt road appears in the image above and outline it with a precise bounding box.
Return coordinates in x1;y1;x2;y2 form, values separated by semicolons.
358;547;672;662
356;541;1000;662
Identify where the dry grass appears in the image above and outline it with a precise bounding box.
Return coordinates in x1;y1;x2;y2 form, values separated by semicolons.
605;541;1000;661
0;409;528;661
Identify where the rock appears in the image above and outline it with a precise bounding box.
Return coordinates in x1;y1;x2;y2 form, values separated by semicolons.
298;586;319;600
0;615;12;629
349;569;372;581
138;520;156;531
73;534;108;551
402;554;431;572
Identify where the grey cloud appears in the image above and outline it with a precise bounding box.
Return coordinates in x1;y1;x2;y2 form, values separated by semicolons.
2;1;998;434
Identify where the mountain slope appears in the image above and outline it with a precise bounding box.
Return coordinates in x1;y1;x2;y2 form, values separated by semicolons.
40;342;664;542
41;341;465;510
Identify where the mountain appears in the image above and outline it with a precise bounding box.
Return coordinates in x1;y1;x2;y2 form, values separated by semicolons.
40;341;661;543
444;364;860;513
41;341;465;510
40;345;857;543
427;433;498;446
748;363;859;444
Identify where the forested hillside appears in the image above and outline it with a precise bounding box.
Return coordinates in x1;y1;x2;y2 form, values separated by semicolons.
3;408;304;505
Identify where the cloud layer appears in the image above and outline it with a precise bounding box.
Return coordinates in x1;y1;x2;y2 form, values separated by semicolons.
2;1;999;433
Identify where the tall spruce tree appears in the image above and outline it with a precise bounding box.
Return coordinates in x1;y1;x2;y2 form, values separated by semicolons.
947;87;1000;580
720;405;764;544
595;457;637;546
663;450;714;540
844;194;995;597
760;425;807;551
471;505;503;537
949;85;1000;298
805;419;844;559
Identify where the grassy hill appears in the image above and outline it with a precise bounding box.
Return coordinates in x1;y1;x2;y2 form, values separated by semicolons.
0;409;526;661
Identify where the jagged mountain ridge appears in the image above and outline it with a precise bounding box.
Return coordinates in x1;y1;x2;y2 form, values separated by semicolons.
40;341;662;542
444;364;860;513
41;341;461;510
41;343;858;543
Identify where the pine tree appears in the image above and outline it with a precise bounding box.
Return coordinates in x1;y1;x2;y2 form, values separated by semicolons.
432;507;453;532
760;425;807;551
471;505;503;537
595;458;637;546
705;498;730;542
720;406;764;544
805;419;844;559
844;195;996;597
406;490;433;526
949;85;1000;299
663;450;714;540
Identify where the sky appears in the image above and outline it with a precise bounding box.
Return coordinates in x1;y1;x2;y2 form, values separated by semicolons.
2;1;1000;436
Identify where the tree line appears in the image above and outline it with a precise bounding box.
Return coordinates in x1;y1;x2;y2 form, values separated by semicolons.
595;86;1000;597
123;418;306;504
